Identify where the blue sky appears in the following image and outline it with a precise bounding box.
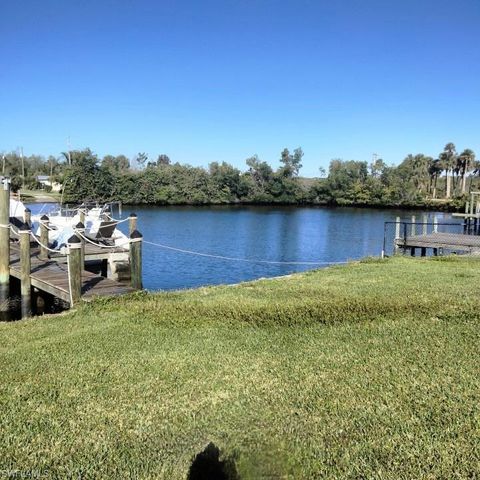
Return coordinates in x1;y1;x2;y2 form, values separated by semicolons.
1;0;479;176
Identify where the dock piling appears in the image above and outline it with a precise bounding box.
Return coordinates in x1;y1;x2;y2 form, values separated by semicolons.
129;213;137;236
394;216;401;254
75;222;86;269
130;229;143;290
79;209;85;225
19;224;31;318
0;177;10;313
67;235;83;306
24;208;31;228
39;215;50;260
422;214;427;235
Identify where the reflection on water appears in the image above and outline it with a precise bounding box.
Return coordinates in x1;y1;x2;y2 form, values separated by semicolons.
27;204;460;291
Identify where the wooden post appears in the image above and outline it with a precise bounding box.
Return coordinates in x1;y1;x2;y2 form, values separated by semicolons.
411;215;416;236
39;215;50;260
0;177;10;312
19;224;31;318
394;216;401;254
422;214;427;235
465;201;470;214
129;213;137;236
79;209;85;225
433;216;438;233
24;207;31;228
410;247;415;256
130;229;143;290
101;260;108;278
75;222;85;269
67;234;82;306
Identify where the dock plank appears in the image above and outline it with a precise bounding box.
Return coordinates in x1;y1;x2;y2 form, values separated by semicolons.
396;232;480;252
9;240;135;305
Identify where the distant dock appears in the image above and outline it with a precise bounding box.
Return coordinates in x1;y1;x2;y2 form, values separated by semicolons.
387;193;480;257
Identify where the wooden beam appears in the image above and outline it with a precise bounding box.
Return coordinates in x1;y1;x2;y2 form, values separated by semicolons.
129;213;138;236
19;225;31;318
67;234;82;306
130;230;142;290
0;177;10;313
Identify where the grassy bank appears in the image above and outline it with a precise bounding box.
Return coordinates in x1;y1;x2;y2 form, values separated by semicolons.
1;256;479;479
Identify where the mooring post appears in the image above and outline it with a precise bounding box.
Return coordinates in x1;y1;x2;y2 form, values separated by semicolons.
75;222;85;269
39;215;50;260
433;216;438;233
130;229;143;290
0;177;10;313
129;213;137;236
411;215;416;236
79;209;85;225
19;223;31;318
394;216;401;254
24;207;31;228
422;214;427;235
67;234;82;306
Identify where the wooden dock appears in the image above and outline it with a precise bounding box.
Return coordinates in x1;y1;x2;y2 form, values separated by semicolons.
0;176;143;319
9;242;136;303
395;232;480;255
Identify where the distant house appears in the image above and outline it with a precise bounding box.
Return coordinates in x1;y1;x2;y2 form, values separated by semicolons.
36;175;62;192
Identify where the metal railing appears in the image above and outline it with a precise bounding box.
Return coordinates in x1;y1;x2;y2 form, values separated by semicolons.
382;219;466;258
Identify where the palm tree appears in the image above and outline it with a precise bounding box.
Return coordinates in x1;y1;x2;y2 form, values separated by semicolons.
458;149;476;195
60;151;71;165
439;143;457;199
428;158;442;199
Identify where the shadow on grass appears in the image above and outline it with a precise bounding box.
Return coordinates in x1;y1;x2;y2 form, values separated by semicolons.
188;442;239;480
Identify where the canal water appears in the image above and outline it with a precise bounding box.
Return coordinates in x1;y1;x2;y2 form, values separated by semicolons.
28;204;460;291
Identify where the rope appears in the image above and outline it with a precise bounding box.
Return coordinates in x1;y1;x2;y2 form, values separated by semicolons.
74;229;131;249
41;222;58;231
9;225;20;237
29;232;64;254
143;240;349;266
103;214;130;225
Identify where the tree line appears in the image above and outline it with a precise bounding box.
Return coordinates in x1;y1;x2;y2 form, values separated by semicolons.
1;142;477;208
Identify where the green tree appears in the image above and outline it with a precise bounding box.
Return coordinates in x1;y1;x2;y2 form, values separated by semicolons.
246;155;273;198
156;154;171;166
102;154;130;172
280;147;303;177
428;158;442;199
439;143;457;199
458;149;475;195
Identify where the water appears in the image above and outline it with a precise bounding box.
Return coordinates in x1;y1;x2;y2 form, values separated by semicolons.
27;204;460;291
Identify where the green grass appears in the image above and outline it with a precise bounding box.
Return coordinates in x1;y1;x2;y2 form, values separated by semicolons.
1;256;479;479
19;189;61;202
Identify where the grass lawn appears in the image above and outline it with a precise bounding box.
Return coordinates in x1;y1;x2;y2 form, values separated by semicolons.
0;256;479;479
18;189;61;203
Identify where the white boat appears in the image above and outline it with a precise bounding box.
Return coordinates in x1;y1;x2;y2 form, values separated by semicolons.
29;201;130;249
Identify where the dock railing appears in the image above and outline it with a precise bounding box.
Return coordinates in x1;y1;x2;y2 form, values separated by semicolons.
382;215;471;258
